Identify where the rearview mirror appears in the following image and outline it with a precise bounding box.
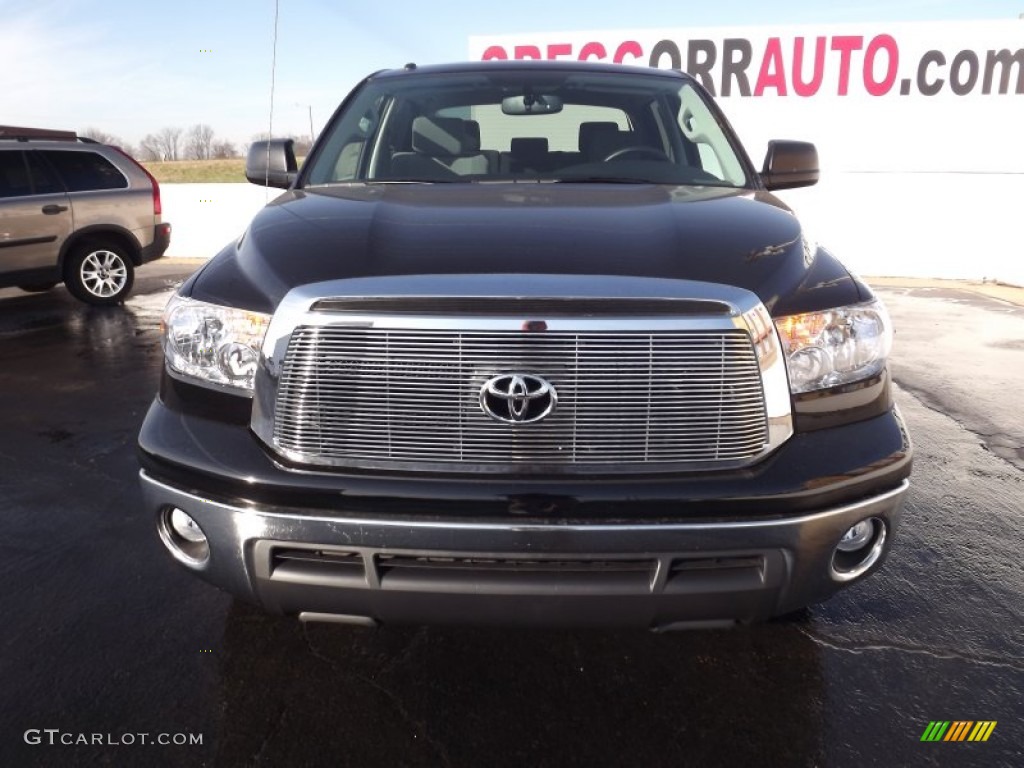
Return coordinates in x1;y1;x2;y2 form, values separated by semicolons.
501;94;563;115
761;141;819;191
246;139;297;188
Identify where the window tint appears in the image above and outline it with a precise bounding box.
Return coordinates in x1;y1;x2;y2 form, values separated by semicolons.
676;87;746;186
442;105;628;153
307;71;748;187
0;152;32;198
332;141;365;180
41;150;127;192
697;144;724;180
26;152;63;195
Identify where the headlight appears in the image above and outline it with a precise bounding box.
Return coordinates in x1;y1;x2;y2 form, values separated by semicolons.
162;295;271;392
774;300;892;394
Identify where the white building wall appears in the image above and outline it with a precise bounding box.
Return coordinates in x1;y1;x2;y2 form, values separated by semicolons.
160;175;1023;285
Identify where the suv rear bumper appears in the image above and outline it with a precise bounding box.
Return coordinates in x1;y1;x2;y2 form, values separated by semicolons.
140;469;909;630
139;223;171;264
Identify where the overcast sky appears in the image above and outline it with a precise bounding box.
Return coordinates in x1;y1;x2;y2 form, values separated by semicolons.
0;0;1020;149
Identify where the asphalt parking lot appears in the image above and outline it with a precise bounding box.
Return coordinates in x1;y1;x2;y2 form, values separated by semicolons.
1;267;1021;767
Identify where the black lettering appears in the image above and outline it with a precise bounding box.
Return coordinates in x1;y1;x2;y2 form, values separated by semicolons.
722;39;753;97
950;50;979;95
648;39;681;70
916;50;945;96
983;48;1024;94
686;40;718;95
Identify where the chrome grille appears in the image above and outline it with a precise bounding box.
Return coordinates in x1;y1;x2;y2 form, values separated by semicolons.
272;328;769;470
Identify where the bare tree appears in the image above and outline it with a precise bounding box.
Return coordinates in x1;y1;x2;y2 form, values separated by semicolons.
77;126;139;157
246;132;311;157
211;139;238;159
291;135;313;156
79;127;121;145
242;132;271;159
186;123;215;160
137;134;163;161
156;126;183;161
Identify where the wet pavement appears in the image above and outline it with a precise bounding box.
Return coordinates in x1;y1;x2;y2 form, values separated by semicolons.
0;270;1021;767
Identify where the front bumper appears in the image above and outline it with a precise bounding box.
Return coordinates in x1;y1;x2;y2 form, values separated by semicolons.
141;469;909;629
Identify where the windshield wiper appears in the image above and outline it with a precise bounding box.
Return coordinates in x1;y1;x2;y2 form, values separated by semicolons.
553;177;657;184
365;178;463;184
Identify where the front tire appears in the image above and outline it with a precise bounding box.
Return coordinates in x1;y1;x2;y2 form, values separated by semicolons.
65;243;135;305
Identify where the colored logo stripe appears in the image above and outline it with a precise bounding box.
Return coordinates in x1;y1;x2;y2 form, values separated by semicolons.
945;721;972;741
968;722;997;742
920;721;996;742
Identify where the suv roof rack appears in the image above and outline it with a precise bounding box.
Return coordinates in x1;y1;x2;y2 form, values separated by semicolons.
0;125;81;142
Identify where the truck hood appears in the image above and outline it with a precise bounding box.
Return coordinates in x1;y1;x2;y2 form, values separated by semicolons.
189;183;864;316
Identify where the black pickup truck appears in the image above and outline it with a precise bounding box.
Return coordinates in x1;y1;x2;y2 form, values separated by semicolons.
138;61;911;630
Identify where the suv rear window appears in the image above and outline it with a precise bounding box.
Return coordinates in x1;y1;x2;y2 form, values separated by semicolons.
26;152;63;195
41;150;127;192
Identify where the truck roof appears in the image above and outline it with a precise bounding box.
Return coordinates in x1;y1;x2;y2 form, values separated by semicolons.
370;60;691;82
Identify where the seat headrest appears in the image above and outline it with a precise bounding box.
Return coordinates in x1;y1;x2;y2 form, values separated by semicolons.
462;120;482;152
412;116;476;156
578;121;620;155
510;137;548;162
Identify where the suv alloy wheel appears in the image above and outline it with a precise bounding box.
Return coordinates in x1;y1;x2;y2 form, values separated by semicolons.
64;241;135;305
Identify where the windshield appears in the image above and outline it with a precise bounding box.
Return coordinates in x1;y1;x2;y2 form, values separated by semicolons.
304;69;749;187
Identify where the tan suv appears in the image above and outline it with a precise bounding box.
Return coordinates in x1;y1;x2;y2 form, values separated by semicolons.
0;126;170;305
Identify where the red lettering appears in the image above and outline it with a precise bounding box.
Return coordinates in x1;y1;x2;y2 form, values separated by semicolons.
831;36;864;95
481;45;507;61
863;34;899;96
547;43;572;60
754;38;788;96
514;45;542;60
792;37;826;97
579;42;607;61
613;41;643;64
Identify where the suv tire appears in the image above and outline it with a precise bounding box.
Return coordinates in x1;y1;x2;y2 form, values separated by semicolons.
65;242;135;305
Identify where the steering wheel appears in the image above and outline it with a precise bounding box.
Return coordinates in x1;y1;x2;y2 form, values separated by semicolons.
603;146;670;162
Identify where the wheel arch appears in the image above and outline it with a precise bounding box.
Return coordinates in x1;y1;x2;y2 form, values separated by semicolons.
58;226;144;273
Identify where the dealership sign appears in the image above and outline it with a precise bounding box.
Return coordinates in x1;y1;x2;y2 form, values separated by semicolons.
470;20;1024;173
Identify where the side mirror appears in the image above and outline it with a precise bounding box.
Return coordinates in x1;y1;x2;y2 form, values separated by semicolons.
761;140;819;191
246;139;297;188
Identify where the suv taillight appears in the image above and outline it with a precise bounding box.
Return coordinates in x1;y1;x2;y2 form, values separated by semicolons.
112;146;162;216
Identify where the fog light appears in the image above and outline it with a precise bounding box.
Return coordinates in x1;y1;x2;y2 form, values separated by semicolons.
170;508;207;544
830;517;886;582
159;507;210;568
837;520;873;552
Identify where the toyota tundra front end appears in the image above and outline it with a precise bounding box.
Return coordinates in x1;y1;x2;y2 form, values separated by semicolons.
138;61;911;629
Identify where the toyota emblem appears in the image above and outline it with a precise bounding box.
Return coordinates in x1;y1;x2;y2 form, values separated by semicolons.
479;374;557;424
